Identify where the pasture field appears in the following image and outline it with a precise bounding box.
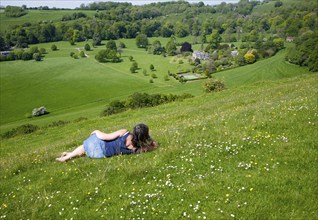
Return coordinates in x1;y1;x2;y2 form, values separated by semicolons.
0;38;312;133
0;38;201;131
0;73;317;219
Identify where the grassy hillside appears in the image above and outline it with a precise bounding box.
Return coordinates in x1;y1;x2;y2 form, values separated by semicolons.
0;39;312;133
0;73;317;219
0;38;199;128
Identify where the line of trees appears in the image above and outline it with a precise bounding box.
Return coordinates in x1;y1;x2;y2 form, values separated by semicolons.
0;0;316;51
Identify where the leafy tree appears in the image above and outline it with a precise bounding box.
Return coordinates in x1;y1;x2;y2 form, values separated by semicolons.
175;22;189;38
132;61;138;69
118;42;126;48
161;22;174;37
33;53;42;61
84;43;91;51
79;51;85;58
244;53;255;64
165;38;177;56
285;31;318;72
150;40;164;55
29;46;39;54
136;34;148;48
180;42;193;53
72;30;81;43
39;48;46;54
106;40;117;51
130;66;137;73
150;64;155;71
51;44;57;51
21;51;32;60
236;54;246;66
207;30;222;49
92;33;102;46
95;49;120;63
273;38;284;50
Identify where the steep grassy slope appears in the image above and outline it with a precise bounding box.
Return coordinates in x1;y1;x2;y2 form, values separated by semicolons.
1;73;317;219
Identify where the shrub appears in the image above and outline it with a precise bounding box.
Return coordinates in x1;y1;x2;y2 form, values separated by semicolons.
101;92;193;116
244;53;256;64
47;120;70;128
84;43;91;51
203;78;225;93
33;53;42;61
100;100;126;116
79;51;85;58
51;44;57;51
2;124;39;139
150;64;155;71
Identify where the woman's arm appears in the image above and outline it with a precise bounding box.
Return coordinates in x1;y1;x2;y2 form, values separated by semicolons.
91;129;128;140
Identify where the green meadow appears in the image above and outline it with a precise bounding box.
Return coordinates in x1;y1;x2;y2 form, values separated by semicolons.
0;38;311;132
0;71;317;219
0;38;200;130
0;8;317;219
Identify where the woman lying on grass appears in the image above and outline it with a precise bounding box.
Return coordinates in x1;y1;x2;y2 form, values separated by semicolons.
56;123;158;162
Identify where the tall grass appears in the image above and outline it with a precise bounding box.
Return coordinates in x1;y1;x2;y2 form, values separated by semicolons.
0;73;317;219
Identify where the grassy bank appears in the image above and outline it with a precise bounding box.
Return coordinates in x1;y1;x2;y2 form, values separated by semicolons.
0;73;317;219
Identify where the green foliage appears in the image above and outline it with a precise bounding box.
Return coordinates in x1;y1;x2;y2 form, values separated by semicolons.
33;53;42;61
1;124;38;139
100;100;126;116
101;92;193;116
150;64;155;71
207;30;222;50
166;39;177;56
136;34;148;48
106;40;117;51
4;6;27;17
79;51;85;58
95;49;120;63
149;40;164;55
51;44;58;51
203;77;225;92
285;31;318;72
244;53;256;64
84;43;91;51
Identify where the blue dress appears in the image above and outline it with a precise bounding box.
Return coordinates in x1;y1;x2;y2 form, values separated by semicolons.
83;132;135;158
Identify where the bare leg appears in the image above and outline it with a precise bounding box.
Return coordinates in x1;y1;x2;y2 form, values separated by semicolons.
56;145;85;162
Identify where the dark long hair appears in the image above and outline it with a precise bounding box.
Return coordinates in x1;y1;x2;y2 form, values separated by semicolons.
132;123;158;153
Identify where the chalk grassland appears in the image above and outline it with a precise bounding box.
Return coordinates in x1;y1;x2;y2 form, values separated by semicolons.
0;73;317;219
0;39;311;132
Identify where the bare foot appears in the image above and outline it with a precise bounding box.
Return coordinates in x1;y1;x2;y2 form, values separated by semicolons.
56;157;67;162
61;152;69;157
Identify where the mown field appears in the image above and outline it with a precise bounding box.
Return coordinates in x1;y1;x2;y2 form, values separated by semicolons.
0;72;317;219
